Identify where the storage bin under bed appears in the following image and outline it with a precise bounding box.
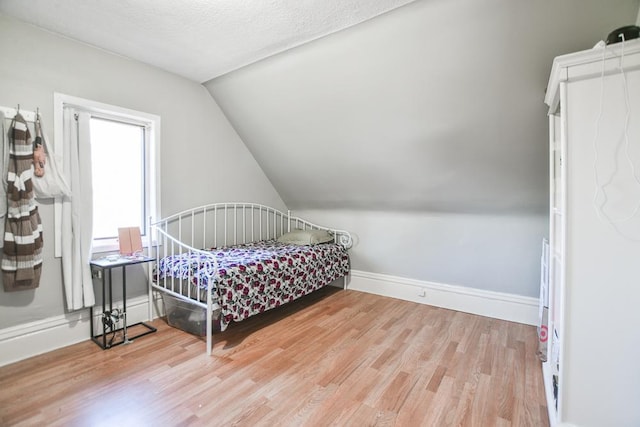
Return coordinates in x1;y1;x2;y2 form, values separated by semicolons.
162;294;220;337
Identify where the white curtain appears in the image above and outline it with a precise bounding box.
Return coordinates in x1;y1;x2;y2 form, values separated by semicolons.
61;109;95;310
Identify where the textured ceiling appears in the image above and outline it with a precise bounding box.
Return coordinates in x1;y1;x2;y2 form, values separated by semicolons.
0;0;417;82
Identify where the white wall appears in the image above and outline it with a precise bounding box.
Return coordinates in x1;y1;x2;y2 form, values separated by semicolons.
0;14;285;329
297;209;547;297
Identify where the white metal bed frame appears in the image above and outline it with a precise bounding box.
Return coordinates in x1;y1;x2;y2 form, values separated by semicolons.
147;202;352;355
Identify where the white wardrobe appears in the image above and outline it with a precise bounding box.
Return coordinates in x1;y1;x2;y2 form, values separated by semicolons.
544;39;640;427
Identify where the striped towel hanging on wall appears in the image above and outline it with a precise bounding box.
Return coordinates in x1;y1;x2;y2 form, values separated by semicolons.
2;113;43;291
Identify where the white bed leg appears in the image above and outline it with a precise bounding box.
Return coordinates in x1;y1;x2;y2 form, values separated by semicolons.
206;285;213;356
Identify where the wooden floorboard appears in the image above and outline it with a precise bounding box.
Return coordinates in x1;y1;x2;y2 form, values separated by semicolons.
0;288;548;426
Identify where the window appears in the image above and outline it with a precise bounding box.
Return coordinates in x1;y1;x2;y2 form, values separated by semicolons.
54;93;160;254
90;117;145;241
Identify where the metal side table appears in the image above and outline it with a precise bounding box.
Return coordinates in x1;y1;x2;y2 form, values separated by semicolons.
90;255;157;349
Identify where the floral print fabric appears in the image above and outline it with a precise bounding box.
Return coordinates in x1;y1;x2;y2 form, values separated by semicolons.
156;240;349;330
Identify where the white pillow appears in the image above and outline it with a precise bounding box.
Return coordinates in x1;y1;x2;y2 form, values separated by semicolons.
277;229;334;245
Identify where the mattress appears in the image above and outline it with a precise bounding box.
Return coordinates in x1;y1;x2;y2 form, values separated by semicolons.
155;240;349;330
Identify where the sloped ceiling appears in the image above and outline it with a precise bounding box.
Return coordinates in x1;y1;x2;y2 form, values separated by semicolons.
205;0;639;213
1;0;638;214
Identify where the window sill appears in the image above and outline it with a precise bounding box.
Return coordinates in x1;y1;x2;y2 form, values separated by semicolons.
92;241;120;255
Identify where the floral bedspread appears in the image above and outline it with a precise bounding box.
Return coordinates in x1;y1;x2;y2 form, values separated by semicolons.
155;240;349;330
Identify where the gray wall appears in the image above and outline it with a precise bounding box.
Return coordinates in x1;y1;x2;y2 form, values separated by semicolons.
297;209;547;296
0;14;285;328
205;0;637;298
2;2;638;329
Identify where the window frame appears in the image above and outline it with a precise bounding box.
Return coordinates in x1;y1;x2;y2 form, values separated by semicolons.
53;93;161;255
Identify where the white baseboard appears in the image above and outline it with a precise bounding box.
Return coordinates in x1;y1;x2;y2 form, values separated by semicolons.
348;270;539;326
0;293;164;367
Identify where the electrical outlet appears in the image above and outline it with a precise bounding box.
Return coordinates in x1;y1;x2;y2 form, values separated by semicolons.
92;269;102;279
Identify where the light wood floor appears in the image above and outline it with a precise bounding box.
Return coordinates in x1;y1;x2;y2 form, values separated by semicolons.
0;287;548;426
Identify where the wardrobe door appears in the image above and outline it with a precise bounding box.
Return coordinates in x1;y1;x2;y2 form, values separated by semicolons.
562;58;640;427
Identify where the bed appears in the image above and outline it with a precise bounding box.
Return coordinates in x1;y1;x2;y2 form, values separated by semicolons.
148;203;352;355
